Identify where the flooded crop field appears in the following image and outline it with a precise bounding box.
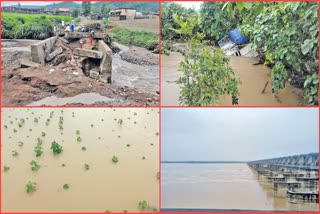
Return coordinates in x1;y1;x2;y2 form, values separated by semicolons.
2;108;159;212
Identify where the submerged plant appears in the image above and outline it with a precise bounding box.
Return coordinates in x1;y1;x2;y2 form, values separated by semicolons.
34;145;43;157
13;129;17;133
18;141;24;147
76;130;80;135
63;183;69;189
61;163;66;167
3;165;10;172
138;200;148;210
84;163;90;170
51;141;63;154
34;118;39;123
126;144;130;147
112;155;119;163
36;137;43;145
81;146;86;151
26;181;36;193
30;160;40;171
77;136;82;143
41;132;46;137
12;150;18;157
142;156;146;160
118;119;123;125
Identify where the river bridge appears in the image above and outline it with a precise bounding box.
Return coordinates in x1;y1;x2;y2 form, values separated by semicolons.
248;153;319;203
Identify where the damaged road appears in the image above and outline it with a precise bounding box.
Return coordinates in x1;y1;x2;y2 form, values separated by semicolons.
2;23;159;106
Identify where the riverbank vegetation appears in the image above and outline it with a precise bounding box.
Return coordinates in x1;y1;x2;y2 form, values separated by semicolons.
162;2;318;105
109;27;158;53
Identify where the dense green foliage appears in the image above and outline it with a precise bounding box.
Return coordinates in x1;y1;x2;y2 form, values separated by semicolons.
109;28;158;52
161;3;199;40
172;14;240;106
162;2;319;105
2;13;72;39
200;2;240;42
82;2;91;16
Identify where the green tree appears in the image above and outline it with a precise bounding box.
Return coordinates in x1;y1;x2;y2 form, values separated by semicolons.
172;14;240;105
161;3;198;40
82;2;91;16
227;2;318;105
101;4;111;19
200;2;241;42
72;8;80;18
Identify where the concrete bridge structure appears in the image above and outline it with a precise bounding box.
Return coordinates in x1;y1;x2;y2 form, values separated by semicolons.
248;153;319;203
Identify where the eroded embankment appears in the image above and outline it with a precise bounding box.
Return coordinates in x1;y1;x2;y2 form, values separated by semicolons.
2;39;159;106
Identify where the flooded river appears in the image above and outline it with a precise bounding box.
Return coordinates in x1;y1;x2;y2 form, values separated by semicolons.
161;52;303;106
2;108;159;212
161;163;317;211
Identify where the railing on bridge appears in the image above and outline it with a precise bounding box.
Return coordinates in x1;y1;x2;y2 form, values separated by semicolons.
248;153;318;170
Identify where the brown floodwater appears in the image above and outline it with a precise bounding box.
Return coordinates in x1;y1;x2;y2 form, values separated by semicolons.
2;108;159;212
161;52;303;106
161;163;318;211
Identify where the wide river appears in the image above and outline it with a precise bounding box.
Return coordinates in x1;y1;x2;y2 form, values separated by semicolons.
161;163;318;211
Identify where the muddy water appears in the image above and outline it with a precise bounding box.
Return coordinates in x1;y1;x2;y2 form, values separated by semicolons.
161;163;317;211
112;43;159;93
2;108;159;212
161;52;303;106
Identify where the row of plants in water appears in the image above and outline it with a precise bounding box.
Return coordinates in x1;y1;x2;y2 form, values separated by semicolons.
3;109;159;212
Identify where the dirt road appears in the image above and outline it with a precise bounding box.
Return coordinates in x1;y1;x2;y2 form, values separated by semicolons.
112;18;159;34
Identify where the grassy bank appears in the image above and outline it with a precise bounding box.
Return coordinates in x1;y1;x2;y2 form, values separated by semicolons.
2;13;73;39
108;27;158;53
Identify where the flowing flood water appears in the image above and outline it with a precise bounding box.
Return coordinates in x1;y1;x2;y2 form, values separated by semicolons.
161;52;303;106
161;163;318;211
2;108;159;212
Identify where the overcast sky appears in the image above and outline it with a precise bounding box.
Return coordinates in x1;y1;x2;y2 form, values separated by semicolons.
162;108;318;162
2;2;64;6
177;1;202;10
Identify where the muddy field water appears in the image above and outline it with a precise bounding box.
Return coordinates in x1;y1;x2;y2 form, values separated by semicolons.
2;108;159;212
161;52;304;106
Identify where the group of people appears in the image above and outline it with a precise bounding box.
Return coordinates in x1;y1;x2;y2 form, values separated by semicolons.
52;20;96;49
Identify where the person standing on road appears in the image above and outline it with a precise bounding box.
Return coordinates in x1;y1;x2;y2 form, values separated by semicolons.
80;38;83;48
71;20;75;32
62;20;65;27
90;30;95;45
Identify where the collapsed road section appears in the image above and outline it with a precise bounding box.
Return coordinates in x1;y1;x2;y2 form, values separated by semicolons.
2;23;159;106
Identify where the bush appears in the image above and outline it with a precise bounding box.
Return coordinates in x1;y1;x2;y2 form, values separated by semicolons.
109;28;158;52
2;13;72;39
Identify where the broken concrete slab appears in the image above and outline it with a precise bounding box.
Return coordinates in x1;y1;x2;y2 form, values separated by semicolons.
20;59;41;68
73;48;103;59
89;70;100;80
65;32;106;39
52;53;67;65
57;37;69;44
45;47;63;62
98;40;112;76
31;36;57;64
